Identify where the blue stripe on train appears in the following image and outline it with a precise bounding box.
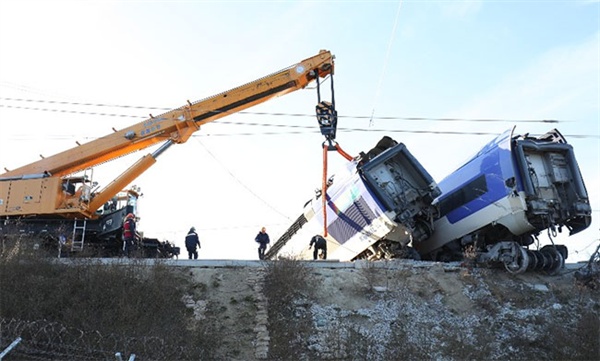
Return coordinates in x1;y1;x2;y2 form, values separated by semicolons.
437;130;519;224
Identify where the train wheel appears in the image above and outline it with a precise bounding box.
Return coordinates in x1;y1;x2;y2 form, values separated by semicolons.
542;247;565;275
504;245;529;274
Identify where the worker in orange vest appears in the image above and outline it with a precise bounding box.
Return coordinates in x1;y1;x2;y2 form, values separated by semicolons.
122;213;136;258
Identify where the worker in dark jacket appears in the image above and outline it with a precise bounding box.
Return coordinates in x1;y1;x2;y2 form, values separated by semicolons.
122;213;136;258
309;234;327;260
185;227;201;260
255;227;270;260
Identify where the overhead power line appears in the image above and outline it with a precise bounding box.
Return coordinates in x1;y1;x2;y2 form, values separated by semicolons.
1;104;598;139
0;104;144;119
194;138;292;221
0;98;568;124
0;96;168;111
369;0;404;127
191;129;598;139
4;128;598;140
2;97;597;138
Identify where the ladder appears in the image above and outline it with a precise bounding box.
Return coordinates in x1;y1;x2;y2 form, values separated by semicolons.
71;219;87;251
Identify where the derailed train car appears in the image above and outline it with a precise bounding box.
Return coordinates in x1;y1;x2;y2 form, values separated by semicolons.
415;128;592;274
268;128;592;274
266;137;441;261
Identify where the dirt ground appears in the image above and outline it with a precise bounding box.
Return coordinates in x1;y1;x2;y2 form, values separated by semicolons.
179;259;599;360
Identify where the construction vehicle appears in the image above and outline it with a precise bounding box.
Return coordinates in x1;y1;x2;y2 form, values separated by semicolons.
267;128;592;274
0;50;336;258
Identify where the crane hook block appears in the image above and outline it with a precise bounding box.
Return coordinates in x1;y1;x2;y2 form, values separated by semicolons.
316;101;337;140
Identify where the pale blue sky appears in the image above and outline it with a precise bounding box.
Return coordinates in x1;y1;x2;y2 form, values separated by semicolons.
1;1;598;261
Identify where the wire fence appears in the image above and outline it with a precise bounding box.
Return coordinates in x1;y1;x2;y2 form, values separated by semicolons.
0;318;187;360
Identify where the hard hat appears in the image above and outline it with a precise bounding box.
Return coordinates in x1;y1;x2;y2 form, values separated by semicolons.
126;213;135;219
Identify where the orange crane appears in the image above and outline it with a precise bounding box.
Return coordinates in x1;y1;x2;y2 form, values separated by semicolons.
0;50;335;257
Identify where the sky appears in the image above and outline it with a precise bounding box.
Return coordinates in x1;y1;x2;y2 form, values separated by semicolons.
0;0;598;262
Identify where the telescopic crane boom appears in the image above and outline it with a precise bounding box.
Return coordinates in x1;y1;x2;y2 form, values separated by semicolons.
1;50;335;221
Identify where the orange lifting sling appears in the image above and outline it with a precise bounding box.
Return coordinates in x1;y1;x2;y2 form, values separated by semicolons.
321;142;354;237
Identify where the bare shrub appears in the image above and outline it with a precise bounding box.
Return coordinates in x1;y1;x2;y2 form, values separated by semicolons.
437;319;495;360
574;243;600;291
543;309;600;361
0;254;222;360
346;326;380;360
262;257;314;360
262;257;314;308
356;260;381;295
384;319;437;361
461;243;477;269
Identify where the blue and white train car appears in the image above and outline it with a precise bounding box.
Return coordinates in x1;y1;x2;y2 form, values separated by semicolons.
265;137;441;261
415;128;592;273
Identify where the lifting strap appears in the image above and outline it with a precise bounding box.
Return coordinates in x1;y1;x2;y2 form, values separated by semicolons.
322;144;329;237
314;67;355;237
334;143;354;162
321;141;354;237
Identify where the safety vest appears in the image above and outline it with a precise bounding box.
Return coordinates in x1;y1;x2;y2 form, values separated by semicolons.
123;219;134;240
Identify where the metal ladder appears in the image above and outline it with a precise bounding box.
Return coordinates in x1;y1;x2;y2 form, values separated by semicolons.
71;219;87;251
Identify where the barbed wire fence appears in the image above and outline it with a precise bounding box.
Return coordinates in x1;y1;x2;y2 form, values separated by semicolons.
0;318;191;360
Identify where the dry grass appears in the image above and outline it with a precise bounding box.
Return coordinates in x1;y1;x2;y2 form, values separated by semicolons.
0;244;222;360
2;240;598;360
261;257;315;360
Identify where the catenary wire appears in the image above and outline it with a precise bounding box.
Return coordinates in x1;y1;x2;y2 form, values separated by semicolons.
193;137;293;222
0;99;597;139
3;103;596;139
0;97;570;123
369;0;403;127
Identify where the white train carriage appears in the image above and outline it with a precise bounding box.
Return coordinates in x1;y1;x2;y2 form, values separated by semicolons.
266;137;440;261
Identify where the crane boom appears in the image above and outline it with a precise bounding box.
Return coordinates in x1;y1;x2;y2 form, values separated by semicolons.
0;50;334;222
2;50;334;179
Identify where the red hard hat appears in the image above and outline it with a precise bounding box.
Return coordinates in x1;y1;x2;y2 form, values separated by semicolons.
126;213;135;219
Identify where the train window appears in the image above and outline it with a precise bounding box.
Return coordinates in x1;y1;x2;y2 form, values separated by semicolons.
438;175;488;216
